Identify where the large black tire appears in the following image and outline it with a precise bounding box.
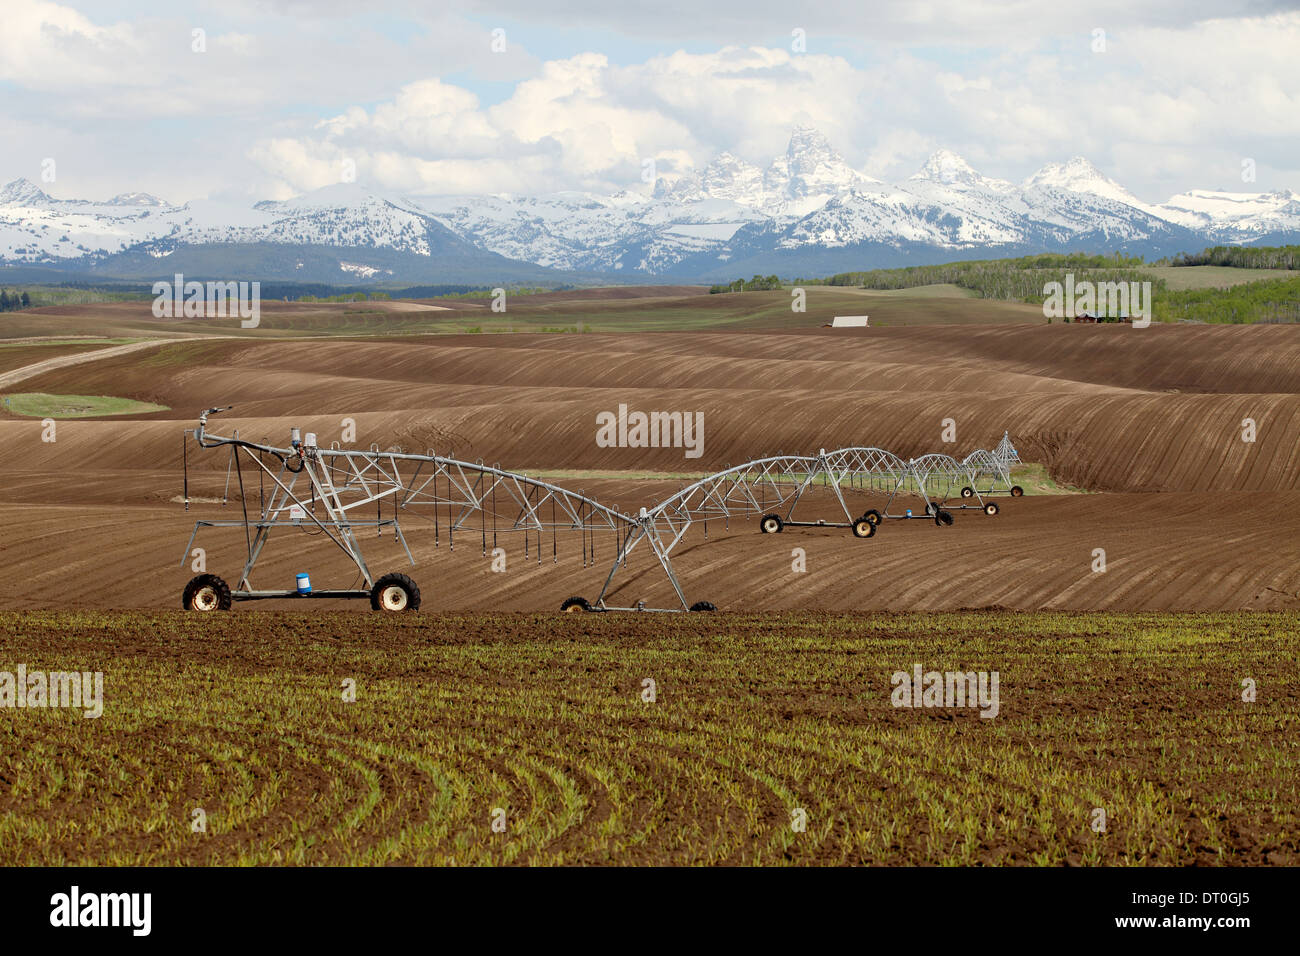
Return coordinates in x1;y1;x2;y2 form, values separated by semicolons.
183;573;231;612
984;502;999;516
938;510;955;526
861;509;882;526
852;518;876;538
560;596;592;613
759;514;784;534
1010;485;1024;498
689;601;717;612
370;572;421;612
960;486;974;499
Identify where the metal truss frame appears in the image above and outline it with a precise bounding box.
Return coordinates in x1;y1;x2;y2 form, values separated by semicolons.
182;407;1021;613
960;431;1023;499
182;407;641;603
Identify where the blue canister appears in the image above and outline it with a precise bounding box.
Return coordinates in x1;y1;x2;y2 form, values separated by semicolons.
905;509;913;517
296;573;312;596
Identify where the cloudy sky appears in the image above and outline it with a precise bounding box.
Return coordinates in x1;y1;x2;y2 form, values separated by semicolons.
2;0;1298;204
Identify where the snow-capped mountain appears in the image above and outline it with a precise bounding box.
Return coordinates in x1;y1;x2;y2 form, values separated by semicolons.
0;179;55;206
653;125;881;215
0;179;180;262
2;126;1298;282
911;148;999;188
1157;189;1300;241
424;190;765;273
0;178;553;282
737;144;1195;265
106;192;170;207
1022;156;1143;208
195;184;450;256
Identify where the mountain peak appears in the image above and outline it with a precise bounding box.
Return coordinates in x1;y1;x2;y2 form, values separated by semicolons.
699;152;762;203
778;126;876;200
256;182;416;214
651;171;704;202
0;178;52;206
1027;155;1103;182
787;125;832;153
107;191;168;207
911;149;982;185
1024;156;1137;205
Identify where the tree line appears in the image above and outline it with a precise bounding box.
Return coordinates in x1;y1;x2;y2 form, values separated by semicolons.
1169;245;1300;270
708;275;783;293
811;254;1159;304
0;290;32;311
295;291;392;303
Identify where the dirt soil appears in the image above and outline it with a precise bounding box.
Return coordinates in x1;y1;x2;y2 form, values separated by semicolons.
0;319;1296;612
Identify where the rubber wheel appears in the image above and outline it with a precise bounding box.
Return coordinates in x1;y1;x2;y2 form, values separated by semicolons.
939;510;955;526
560;596;592;613
1010;485;1024;497
689;601;717;612
370;572;421;612
960;486;974;499
183;573;231;612
852;518;876;538
984;502;999;516
862;509;882;526
759;514;783;534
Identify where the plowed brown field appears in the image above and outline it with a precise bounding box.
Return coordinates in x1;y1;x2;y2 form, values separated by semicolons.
1;303;1298;612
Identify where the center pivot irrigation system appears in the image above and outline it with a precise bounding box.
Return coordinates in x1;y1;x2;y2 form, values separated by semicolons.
756;435;1021;531
960;432;1024;501
179;407;1022;614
